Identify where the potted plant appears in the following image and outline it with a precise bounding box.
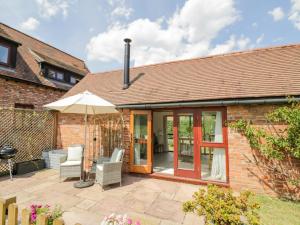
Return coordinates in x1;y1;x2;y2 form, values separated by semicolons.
29;204;63;225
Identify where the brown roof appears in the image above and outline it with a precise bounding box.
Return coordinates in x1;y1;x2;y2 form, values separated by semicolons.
0;23;89;90
64;43;300;105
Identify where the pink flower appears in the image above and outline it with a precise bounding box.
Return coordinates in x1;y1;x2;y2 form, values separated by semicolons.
135;221;141;225
127;218;133;224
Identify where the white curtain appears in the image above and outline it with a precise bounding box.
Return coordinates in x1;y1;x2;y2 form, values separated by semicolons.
214;111;223;143
211;148;226;181
134;117;141;165
211;112;225;181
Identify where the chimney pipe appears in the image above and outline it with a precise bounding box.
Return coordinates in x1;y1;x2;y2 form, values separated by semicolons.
123;38;131;89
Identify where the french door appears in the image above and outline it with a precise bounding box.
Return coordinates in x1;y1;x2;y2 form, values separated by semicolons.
174;109;199;178
130;110;152;173
174;108;228;182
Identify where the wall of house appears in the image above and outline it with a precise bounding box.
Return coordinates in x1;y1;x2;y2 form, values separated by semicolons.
0;77;65;110
56;104;300;198
227;104;300;198
56;109;131;172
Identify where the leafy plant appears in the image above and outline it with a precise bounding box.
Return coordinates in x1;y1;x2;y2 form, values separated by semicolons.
183;185;260;225
230;99;300;160
30;204;63;225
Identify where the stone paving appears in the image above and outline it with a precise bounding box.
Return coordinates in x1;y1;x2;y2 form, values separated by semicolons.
0;169;205;225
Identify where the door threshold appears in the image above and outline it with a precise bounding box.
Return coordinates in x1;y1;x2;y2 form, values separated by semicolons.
148;172;230;187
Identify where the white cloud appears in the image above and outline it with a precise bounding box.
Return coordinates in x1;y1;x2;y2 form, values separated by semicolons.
256;33;264;44
108;0;133;19
289;0;300;29
252;22;258;28
20;17;40;31
35;0;70;19
87;0;241;66
209;35;251;55
268;7;285;21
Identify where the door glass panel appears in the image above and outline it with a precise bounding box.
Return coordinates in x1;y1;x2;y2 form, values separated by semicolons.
202;111;223;143
201;147;226;182
178;113;194;170
133;114;148;165
166;116;174;151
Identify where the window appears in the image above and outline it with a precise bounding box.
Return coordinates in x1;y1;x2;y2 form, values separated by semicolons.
14;103;34;109
47;69;65;81
200;110;227;182
0;44;9;64
70;76;77;84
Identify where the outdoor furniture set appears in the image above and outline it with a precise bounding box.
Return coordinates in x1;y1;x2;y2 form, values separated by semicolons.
58;144;125;189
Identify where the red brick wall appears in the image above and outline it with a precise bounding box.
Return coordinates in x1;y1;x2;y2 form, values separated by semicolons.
0;77;65;110
56;109;131;172
227;104;300;198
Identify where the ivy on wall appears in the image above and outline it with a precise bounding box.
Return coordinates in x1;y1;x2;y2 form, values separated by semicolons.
230;99;300;160
230;98;300;196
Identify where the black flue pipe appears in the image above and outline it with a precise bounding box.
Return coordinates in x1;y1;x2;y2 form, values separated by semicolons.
123;38;131;89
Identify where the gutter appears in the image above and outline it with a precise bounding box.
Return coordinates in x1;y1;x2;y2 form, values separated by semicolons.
116;96;300;109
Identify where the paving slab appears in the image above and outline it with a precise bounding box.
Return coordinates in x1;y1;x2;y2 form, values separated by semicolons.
0;169;203;225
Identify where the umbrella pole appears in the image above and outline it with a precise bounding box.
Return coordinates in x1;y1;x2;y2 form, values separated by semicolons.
74;105;94;188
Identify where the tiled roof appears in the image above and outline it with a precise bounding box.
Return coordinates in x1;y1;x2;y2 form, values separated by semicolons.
0;23;89;90
65;43;300;105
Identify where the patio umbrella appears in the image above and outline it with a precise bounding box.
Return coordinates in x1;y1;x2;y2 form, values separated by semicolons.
44;90;118;188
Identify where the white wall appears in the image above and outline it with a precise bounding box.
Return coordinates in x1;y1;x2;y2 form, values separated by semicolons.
153;111;173;148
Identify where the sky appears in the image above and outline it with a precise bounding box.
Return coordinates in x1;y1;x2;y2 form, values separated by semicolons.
0;0;299;73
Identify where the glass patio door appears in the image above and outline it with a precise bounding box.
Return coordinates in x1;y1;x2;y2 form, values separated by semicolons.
173;110;200;178
130;110;152;173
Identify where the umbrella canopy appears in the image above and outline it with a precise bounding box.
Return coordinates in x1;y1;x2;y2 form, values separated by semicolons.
44;90;118;114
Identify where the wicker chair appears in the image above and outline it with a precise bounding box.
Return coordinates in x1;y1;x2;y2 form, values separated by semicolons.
95;148;125;189
59;144;83;181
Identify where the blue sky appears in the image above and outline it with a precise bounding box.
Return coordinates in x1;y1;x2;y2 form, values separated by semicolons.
0;0;299;73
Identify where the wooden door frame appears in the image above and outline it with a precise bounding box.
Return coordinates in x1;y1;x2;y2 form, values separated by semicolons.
173;107;229;183
173;109;200;179
129;110;153;173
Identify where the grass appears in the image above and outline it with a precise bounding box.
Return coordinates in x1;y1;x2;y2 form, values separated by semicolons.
256;195;300;225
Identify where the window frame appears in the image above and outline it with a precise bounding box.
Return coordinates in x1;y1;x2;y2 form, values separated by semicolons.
0;42;12;67
198;107;229;183
44;64;82;85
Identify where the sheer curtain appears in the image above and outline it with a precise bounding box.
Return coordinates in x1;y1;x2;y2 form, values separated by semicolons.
211;112;226;181
134;118;141;165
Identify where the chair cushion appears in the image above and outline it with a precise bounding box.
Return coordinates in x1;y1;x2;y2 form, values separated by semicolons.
116;149;123;162
96;164;103;171
61;160;81;166
110;148;120;162
67;146;83;161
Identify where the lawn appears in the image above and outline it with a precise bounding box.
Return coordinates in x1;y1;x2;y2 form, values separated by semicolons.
256;195;300;225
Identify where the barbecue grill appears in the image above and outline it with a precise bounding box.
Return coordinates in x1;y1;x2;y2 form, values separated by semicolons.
0;145;17;180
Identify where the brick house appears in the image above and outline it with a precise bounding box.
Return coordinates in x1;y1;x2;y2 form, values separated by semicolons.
0;23;89;110
57;41;300;197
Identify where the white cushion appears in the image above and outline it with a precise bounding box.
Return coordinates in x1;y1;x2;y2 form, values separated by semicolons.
67;146;83;161
96;164;103;171
61;160;81;166
110;148;120;162
116;149;123;162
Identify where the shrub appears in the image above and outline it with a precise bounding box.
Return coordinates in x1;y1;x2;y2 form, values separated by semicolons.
183;185;260;225
29;204;63;225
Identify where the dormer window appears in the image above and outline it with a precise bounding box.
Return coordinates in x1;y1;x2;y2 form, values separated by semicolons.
44;64;82;85
70;76;78;84
0;38;19;69
0;44;9;64
48;69;64;81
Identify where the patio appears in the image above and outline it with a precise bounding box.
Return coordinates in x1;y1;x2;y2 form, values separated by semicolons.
0;169;204;225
